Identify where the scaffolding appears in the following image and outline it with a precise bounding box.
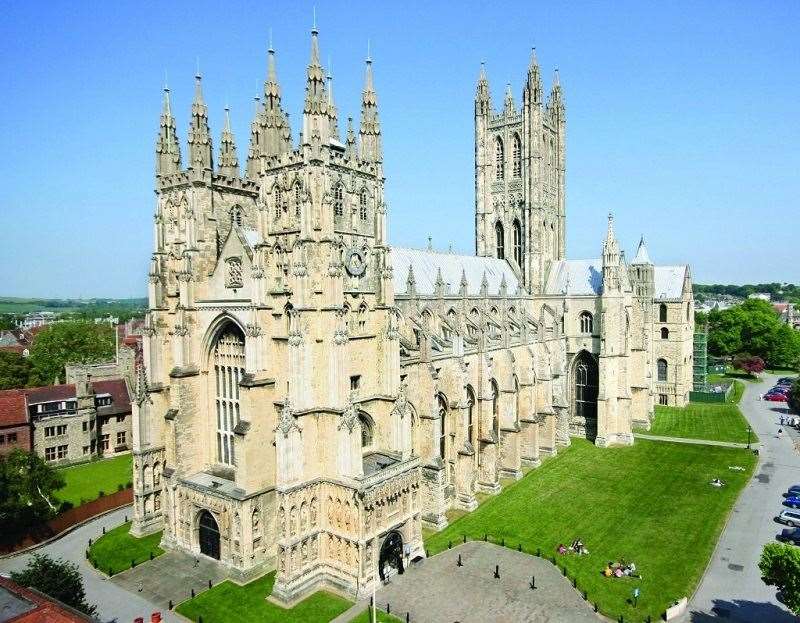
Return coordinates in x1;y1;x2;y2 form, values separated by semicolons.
693;327;709;391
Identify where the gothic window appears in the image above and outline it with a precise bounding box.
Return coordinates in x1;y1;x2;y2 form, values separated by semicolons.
512;133;522;177
512;219;523;268
659;303;668;323
359;188;368;221
466;385;475;444
574;352;599;435
273;188;280;219
495;222;505;259
359;413;373;449
213;323;245;466
579;311;593;334
333;183;344;218
358;303;367;332
661;327;670;340
231;206;243;227
495;137;504;180
549;138;556;185
491;379;499;439
657;358;668;382
437;394;448;460
294;183;302;218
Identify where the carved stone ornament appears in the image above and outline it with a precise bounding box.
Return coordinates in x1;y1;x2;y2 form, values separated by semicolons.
338;391;359;433
344;247;366;277
225;256;244;289
275;398;301;438
391;382;409;419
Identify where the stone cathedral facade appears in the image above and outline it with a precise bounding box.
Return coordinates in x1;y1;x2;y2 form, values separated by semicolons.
131;29;694;603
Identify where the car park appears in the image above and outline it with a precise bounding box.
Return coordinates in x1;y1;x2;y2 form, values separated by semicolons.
784;496;800;508
765;393;788;402
776;509;800;526
777;527;800;545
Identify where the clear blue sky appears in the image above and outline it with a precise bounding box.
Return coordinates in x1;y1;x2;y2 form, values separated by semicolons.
1;1;798;298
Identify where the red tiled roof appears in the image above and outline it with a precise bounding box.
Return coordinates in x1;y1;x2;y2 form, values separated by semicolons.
0;344;26;355
0;576;95;622
24;384;76;405
93;379;132;416
5;379;131;416
0;388;28;427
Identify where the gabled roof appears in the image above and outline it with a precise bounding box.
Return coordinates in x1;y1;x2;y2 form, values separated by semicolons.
389;247;519;297
0;389;27;427
654;265;688;300
544;260;603;296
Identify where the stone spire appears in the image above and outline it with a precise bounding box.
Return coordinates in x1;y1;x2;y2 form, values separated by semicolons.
524;47;543;104
602;213;621;292
217;106;240;177
358;54;382;163
187;74;213;170
503;83;516;115
475;62;491;114
247;96;262;179
631;235;652;265
302;25;329;145
547;68;565;117
156;85;182;176
326;64;340;141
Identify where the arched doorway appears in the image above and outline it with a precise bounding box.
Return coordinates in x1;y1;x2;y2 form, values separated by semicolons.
573;351;599;440
198;510;220;560
378;531;404;581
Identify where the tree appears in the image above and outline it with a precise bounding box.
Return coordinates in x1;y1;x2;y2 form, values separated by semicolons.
789;379;800;415
759;542;800;615
0;314;17;331
27;321;114;386
0;449;65;533
10;554;97;617
733;354;765;377
0;350;32;389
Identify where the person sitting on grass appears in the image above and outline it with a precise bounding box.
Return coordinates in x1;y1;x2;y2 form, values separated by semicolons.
557;543;567;555
603;563;613;577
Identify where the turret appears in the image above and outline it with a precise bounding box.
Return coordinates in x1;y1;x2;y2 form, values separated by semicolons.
503;83;516;116
475;62;491;116
358;55;382;163
630;235;654;298
523;47;543;105
187;74;213;171
217;106;240;177
547;69;565;121
602;214;621;293
155;86;181;177
327;66;340;141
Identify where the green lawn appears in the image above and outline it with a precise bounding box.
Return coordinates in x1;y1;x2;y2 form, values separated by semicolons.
175;571;353;622
637;381;757;444
349;609;404;622
56;454;133;507
87;522;164;576
424;439;756;621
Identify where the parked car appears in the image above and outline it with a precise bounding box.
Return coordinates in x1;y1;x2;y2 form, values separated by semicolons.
765;393;788;402
778;377;796;385
777;509;800;526
770;386;790;394
777;527;800;545
784;496;800;508
784;485;800;497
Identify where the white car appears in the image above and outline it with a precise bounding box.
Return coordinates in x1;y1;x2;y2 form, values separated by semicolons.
777;509;800;527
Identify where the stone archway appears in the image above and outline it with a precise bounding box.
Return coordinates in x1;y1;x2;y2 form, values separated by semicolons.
198;510;221;560
572;351;598;441
378;530;404;581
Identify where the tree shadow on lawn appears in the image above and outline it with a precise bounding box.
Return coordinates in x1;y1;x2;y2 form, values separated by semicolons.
689;598;795;622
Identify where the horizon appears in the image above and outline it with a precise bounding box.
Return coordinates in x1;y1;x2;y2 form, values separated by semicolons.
1;1;798;298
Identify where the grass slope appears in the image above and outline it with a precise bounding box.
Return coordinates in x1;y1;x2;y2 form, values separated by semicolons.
56;454;133;506
641;381;757;444
175;571;352;623
88;522;164;575
424;439;756;621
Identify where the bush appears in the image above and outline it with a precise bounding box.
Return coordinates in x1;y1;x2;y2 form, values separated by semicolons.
117;483;124;492
58;500;74;514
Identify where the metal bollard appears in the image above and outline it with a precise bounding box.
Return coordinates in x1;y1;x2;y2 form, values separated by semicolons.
387;602;391;614
406;613;410;623
448;540;452;549
457;554;463;567
168;600;173;610
530;575;535;590
208;579;212;589
191;588;195;598
463;534;466;543
494;564;500;579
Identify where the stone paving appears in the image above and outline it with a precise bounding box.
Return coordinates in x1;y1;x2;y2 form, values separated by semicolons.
112;549;232;610
333;541;600;623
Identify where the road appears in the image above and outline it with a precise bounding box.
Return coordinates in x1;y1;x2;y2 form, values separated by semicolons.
685;374;800;622
0;506;181;623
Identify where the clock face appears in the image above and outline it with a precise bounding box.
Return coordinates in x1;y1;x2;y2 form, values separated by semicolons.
345;248;367;277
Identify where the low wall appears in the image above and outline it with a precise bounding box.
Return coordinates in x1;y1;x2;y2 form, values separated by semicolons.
690;382;733;404
0;488;132;554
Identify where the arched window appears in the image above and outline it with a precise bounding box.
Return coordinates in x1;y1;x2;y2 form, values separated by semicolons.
579;311;593;334
512;134;522;177
657;358;668;382
659;303;667;323
686;302;691;321
465;386;475;444
358;303;368;332
359;413;373;448
231;206;243;227
294;183;302;218
495;222;505;259
273;188;280;219
491;379;499;439
212;323;246;466
661;327;669;340
512;219;523;268
495;137;504;180
359;189;368;221
437;394;448;460
333;183;344;218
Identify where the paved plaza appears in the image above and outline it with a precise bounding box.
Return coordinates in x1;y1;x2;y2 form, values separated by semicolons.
335;541;600;623
112;549;231;610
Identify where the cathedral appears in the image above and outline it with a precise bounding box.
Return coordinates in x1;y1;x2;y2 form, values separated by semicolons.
131;27;694;604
